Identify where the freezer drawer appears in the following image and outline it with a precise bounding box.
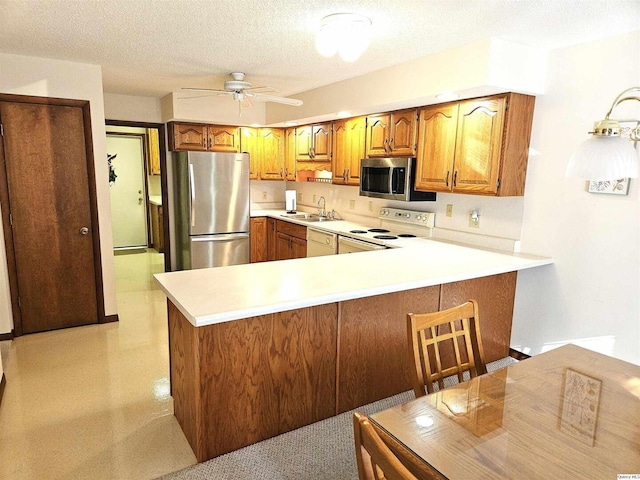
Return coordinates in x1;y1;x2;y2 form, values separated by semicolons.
189;233;250;269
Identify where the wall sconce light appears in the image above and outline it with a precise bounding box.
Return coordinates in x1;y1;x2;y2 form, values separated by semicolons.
566;86;640;180
316;13;372;62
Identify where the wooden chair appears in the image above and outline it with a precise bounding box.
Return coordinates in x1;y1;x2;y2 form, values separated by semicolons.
353;412;419;480
407;299;487;397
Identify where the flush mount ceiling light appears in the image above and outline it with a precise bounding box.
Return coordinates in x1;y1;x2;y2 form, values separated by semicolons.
316;13;372;62
566;86;640;180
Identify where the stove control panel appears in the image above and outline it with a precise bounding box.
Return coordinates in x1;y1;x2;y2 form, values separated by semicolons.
379;208;435;228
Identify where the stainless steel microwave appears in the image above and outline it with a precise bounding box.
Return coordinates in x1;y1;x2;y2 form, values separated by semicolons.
359;157;436;202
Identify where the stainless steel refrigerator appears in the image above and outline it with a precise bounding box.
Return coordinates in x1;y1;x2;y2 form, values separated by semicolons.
173;151;250;270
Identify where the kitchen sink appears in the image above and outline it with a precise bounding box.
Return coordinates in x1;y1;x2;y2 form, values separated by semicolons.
280;213;333;222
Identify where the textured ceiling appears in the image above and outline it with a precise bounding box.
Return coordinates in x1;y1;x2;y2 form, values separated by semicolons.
0;0;638;98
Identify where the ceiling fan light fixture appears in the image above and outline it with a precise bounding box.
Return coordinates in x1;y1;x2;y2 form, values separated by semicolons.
316;13;371;62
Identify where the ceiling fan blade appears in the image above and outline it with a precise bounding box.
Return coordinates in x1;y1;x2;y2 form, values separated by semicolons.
182;87;230;94
251;93;303;106
246;86;277;94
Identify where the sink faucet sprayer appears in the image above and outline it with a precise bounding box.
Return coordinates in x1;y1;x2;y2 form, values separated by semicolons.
317;196;326;218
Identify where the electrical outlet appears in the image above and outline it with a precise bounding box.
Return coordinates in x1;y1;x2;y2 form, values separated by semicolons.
313;194;316;203
297;193;302;202
446;204;453;217
469;211;480;228
368;201;373;212
349;199;355;210
262;191;267;200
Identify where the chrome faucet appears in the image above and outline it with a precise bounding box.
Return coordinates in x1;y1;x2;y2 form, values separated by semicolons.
317;196;327;218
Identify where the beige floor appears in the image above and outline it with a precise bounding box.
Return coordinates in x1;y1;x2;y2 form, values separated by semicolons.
0;249;197;479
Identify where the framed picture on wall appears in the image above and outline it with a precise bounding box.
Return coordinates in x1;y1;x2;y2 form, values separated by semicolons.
588;178;630;195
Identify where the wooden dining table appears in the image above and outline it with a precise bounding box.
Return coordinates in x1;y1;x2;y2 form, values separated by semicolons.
370;344;640;479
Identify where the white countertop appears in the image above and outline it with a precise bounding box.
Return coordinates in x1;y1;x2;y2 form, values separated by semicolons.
155;209;553;327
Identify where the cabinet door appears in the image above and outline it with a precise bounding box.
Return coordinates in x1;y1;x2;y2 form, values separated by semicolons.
453;96;506;194
345;116;366;185
241;127;260;180
147;128;161;175
208;125;241;152
415;103;459;192
284;127;297;180
331;120;348;184
291;236;307;259
250;217;267;263
267;217;277;261
275;232;293;260
171;123;207;151
295;125;313;161
389;109;417;156
260;128;285;180
311;123;331;161
366;114;390;157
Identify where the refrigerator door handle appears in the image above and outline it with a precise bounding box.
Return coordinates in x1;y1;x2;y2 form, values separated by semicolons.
188;162;196;227
191;233;250;242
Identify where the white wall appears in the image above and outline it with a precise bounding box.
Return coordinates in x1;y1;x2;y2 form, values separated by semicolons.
0;53;117;333
512;31;640;364
103;93;162;123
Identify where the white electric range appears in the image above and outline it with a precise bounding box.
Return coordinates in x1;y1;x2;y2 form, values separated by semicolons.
337;207;435;253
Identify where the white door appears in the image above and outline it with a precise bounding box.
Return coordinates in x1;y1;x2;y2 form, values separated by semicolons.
107;134;148;248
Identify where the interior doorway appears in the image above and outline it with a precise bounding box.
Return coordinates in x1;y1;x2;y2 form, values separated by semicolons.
105;120;170;272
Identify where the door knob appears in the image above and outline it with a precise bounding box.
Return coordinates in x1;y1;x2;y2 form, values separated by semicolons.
80;227;89;235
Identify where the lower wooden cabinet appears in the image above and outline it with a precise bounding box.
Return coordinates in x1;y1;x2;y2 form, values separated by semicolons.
149;202;164;253
250;217;267;263
275;220;306;260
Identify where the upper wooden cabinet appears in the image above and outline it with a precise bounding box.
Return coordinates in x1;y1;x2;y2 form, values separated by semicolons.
296;123;331;161
366;109;417;158
147;128;161;175
332;116;366;185
241;127;286;181
284;127;296;181
415;93;535;196
168;122;241;152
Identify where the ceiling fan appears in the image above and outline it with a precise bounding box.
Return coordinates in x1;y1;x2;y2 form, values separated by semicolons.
182;72;303;111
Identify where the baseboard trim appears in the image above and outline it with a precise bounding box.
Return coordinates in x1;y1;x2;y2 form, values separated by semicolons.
0;373;6;407
0;331;14;341
101;314;119;324
509;348;531;360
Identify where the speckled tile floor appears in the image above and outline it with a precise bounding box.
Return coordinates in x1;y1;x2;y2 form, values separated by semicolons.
0;249;197;480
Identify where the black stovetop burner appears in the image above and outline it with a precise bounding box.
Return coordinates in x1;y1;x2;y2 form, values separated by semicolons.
368;228;390;233
349;230;368;234
397;233;416;238
373;235;398;240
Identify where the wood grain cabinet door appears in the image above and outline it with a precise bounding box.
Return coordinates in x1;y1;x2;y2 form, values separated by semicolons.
284;127;296;180
260;128;285;180
172;123;207;151
0;101;100;334
345;116;366;185
366;114;390;157
207;125;240;152
415;103;459;192
311;123;331;161
453;96;506;194
389;109;417;156
331;120;348;184
295;125;313;161
250;217;267;263
240;127;260;180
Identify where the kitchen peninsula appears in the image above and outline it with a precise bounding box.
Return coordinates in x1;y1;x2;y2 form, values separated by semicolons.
155;220;552;462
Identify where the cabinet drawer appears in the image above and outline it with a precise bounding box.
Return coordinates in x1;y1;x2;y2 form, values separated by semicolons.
276;219;307;240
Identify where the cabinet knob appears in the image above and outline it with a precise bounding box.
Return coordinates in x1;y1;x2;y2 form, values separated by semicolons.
79;227;89;235
445;171;450;187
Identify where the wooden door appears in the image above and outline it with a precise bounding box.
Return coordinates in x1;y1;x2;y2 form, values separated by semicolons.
453;96;506;194
260;128;285;180
0;101;100;334
345;116;366;185
266;217;277;261
290;236;307;259
170;123;207;151
295;125;313;161
331;119;348;184
208;125;240;152
415;103;459;192
275;232;292;260
250;217;267;263
240;127;260;180
366;113;390;157
311;123;331;161
389;109;417;156
284;127;296;180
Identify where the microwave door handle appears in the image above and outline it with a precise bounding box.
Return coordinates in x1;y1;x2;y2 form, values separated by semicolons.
388;169;394;194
